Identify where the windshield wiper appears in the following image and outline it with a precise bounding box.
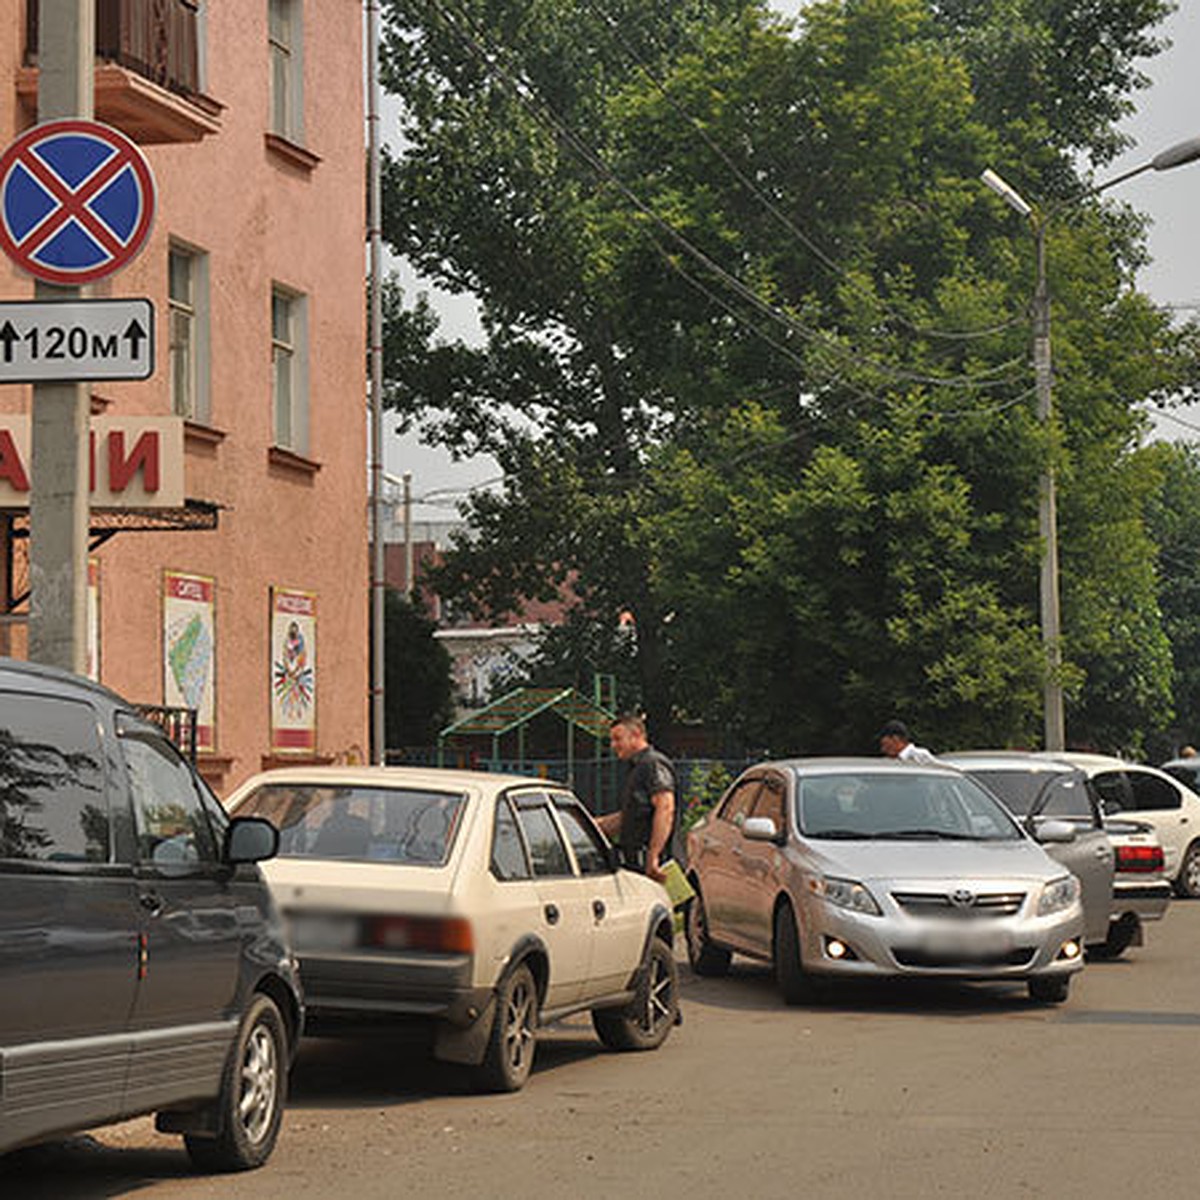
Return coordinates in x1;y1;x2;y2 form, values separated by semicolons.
803;828;869;840
871;828;981;841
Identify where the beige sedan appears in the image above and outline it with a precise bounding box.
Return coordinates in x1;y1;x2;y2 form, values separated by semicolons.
225;766;678;1091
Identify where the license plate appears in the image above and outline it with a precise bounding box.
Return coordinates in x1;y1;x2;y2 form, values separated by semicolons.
287;912;358;952
921;924;1013;958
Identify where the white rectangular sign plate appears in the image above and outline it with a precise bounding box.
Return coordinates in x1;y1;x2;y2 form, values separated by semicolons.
0;298;155;382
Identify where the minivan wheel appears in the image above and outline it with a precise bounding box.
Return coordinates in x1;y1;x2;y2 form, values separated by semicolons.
685;888;731;977
184;994;287;1172
476;963;538;1092
1088;913;1139;961
1027;975;1071;1004
1175;842;1200;898
773;903;822;1006
593;937;678;1051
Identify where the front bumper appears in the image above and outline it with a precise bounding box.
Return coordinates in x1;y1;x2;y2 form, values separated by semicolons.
798;898;1085;981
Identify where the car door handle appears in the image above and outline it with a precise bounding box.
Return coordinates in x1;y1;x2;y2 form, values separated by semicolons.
593;899;606;921
139;891;164;916
544;904;560;925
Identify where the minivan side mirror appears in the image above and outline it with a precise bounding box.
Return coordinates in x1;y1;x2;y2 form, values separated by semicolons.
225;816;279;864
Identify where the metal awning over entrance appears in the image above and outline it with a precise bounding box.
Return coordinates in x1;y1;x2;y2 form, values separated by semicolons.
438;686;615;778
2;499;220;613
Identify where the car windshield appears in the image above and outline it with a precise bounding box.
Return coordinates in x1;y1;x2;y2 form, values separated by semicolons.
966;768;1089;820
234;784;467;865
797;771;1022;841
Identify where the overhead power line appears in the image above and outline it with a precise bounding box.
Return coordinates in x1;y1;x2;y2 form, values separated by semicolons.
412;0;1026;398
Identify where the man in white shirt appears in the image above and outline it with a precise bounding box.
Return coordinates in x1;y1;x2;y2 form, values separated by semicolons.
877;719;937;764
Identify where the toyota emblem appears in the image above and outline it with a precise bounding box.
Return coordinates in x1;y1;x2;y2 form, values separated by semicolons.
950;888;976;908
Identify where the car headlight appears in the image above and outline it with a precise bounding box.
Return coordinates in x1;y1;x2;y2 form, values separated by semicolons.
1037;874;1080;916
809;875;881;916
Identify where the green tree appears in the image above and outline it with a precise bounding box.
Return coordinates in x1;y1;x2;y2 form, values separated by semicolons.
380;0;1194;752
384;590;455;748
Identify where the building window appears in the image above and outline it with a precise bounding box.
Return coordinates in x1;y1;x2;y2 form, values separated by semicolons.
168;244;210;423
268;0;304;144
272;287;308;454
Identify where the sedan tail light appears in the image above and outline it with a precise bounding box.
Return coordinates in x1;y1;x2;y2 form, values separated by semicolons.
366;915;474;952
1115;844;1164;873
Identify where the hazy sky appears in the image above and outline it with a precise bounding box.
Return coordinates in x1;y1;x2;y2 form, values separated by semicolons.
385;3;1200;513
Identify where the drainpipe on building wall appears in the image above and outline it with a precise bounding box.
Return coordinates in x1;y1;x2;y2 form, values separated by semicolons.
367;0;386;763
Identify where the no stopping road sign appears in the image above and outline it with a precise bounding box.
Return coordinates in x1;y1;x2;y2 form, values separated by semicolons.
0;119;156;286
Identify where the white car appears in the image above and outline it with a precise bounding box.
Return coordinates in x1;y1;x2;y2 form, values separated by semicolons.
224;766;678;1091
1039;752;1200;898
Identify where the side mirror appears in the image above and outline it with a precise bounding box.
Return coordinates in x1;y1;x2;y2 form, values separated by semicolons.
742;816;782;843
1031;818;1077;845
225;816;279;864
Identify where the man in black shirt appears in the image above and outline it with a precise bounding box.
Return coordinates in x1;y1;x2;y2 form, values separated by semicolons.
596;714;677;882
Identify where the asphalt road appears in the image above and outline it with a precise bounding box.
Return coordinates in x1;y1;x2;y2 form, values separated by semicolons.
7;903;1200;1199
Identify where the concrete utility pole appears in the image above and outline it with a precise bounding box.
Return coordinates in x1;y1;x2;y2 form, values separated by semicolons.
28;0;93;672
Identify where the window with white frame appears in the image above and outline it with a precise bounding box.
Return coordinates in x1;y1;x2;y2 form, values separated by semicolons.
168;244;210;423
268;0;304;144
271;287;308;454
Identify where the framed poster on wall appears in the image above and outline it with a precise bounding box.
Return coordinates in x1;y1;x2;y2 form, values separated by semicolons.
163;570;216;753
270;586;316;754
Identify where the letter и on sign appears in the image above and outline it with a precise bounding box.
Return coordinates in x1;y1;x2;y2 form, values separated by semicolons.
0;298;155;382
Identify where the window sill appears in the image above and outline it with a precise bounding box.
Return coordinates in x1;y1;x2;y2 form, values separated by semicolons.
184;421;227;450
264;132;322;173
268;445;322;478
260;753;335;772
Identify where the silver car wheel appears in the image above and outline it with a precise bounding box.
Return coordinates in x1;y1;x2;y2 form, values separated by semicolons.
238;1023;280;1146
502;972;536;1075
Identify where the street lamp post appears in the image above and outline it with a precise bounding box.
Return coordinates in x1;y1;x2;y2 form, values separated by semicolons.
982;135;1200;751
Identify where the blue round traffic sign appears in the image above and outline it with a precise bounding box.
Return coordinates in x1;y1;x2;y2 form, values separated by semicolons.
0;119;156;286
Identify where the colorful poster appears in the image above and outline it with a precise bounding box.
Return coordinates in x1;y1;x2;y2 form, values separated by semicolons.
86;557;100;682
163;571;216;753
270;587;316;754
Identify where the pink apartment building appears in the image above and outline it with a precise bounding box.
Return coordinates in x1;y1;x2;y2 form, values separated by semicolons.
0;1;368;792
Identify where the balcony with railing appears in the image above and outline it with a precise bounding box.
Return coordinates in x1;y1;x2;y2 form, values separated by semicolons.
20;0;222;143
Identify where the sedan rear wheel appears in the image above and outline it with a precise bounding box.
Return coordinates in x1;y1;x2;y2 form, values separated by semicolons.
477;963;538;1092
1175;842;1200;898
685;887;731;977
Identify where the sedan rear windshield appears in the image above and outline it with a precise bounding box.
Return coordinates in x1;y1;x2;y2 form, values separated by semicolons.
797;772;1022;841
234;784;466;866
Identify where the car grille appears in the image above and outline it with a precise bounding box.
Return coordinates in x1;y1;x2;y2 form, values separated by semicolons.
892;946;1037;969
891;890;1026;918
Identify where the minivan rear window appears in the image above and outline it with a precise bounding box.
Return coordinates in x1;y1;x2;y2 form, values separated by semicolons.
235;784;466;865
0;691;107;863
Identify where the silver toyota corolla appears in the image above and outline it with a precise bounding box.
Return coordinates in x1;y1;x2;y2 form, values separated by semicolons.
685;758;1085;1005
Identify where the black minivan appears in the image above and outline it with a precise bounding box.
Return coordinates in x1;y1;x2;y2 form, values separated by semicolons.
0;658;302;1170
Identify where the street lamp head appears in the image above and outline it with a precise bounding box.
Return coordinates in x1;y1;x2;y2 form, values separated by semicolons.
981;168;1033;218
1151;135;1200;173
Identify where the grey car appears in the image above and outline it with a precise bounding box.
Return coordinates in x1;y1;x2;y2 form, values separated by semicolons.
942;751;1171;959
685;758;1085;1005
0;659;302;1169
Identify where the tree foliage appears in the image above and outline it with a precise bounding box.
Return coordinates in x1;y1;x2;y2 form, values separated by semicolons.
383;590;455;748
381;0;1197;753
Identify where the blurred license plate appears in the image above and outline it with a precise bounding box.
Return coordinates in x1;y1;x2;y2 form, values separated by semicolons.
921;925;1012;957
287;913;358;952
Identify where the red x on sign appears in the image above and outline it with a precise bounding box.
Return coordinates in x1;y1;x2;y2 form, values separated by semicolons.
0;119;156;286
